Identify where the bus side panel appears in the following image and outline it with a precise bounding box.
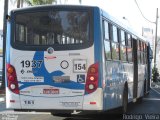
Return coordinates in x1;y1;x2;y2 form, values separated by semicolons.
137;64;145;98
103;61;134;110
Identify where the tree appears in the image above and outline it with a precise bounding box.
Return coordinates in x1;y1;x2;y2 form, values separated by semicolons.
26;0;57;6
152;66;159;82
11;0;57;8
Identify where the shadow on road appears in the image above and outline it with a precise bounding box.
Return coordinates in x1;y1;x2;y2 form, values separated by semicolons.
62;113;123;120
56;108;124;120
61;102;146;120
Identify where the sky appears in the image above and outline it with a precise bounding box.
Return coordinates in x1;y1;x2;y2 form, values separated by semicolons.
0;0;160;37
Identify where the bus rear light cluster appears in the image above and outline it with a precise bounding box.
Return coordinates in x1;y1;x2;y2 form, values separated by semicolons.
85;63;99;94
88;84;95;90
89;75;96;81
7;64;19;94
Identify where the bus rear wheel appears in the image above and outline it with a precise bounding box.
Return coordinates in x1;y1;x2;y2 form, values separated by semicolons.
122;85;128;113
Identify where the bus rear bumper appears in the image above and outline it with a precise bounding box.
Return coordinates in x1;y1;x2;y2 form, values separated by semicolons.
83;88;103;110
6;88;21;109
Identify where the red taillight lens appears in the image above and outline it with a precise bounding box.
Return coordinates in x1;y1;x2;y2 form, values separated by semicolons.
89;67;97;74
8;75;14;81
85;63;99;94
89;75;96;81
7;66;14;74
7;64;19;94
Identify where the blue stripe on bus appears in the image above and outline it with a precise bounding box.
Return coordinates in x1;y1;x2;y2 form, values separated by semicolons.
5;22;12;87
19;81;84;90
94;8;103;88
6;22;11;63
18;51;84;90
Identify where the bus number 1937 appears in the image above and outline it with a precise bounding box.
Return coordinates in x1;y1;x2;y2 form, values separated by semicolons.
21;60;43;68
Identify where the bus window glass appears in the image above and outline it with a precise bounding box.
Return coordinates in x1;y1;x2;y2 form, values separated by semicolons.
127;47;132;62
141;42;144;52
121;30;125;46
120;45;126;61
127;34;132;47
138;41;141;51
144;44;147;52
112;26;118;42
16;24;26;43
112;42;119;60
104;21;109;40
104;40;111;59
15;11;90;46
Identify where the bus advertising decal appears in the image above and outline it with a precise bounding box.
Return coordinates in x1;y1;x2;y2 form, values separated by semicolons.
20;69;38;74
18;51;85;90
53;76;70;83
19;76;44;82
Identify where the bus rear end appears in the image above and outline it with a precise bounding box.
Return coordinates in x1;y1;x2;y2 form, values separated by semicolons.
6;5;103;113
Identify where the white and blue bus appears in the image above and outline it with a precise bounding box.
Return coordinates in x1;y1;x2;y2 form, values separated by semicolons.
5;5;152;114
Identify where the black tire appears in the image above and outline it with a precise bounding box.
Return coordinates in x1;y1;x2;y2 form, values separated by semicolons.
122;85;128;113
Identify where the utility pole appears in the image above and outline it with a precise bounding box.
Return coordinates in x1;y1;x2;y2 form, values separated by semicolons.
1;0;8;90
154;8;158;68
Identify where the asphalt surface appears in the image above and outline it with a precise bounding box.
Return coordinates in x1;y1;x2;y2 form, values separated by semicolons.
0;87;160;120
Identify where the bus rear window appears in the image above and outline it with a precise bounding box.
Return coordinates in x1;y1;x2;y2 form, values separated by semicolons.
14;10;92;50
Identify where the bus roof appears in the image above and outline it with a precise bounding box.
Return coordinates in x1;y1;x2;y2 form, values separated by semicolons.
100;8;148;43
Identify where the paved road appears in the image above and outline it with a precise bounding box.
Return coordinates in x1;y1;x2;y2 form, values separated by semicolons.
127;88;160;114
1;87;160;120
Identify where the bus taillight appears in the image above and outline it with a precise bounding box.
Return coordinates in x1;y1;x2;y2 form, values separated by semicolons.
7;64;19;94
85;63;99;94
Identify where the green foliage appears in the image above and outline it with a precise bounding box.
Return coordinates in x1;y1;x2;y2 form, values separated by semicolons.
112;47;118;60
27;0;57;6
11;0;57;8
152;66;159;82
